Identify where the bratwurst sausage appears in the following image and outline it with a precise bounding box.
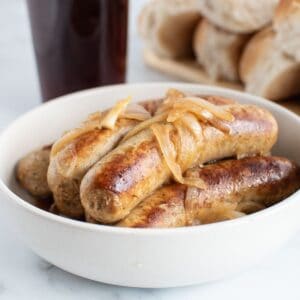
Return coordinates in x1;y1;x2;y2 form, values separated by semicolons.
81;103;278;223
117;156;300;228
47;99;162;218
16;144;52;198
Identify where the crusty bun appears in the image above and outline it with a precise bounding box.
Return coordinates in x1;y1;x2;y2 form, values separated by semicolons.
193;19;250;81
273;0;300;61
138;0;201;58
240;27;300;101
197;0;279;33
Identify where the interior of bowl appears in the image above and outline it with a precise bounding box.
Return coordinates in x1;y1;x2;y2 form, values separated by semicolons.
0;83;300;227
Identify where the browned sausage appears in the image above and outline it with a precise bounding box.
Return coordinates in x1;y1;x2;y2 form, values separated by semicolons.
16;145;52;198
81;103;278;224
117;156;300;228
47;99;162;218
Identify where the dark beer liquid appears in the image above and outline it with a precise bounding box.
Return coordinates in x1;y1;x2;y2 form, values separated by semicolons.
27;0;128;101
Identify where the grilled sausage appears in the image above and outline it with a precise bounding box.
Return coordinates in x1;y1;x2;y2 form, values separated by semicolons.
16;145;52;198
15;99;162;204
47;99;162;218
117;156;300;228
81;104;278;223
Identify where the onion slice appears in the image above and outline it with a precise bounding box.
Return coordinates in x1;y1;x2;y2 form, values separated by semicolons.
121;112;168;143
151;123;206;189
51;97;132;156
100;96;131;129
155;88;186;114
120;103;151;121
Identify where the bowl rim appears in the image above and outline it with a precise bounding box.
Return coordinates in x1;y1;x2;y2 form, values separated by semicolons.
0;82;300;236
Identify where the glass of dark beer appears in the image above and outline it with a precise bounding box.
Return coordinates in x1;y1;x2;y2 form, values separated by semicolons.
27;0;128;102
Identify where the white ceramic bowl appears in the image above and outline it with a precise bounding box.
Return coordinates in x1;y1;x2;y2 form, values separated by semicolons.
0;83;300;288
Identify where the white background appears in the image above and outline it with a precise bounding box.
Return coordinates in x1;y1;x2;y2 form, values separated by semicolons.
0;1;300;299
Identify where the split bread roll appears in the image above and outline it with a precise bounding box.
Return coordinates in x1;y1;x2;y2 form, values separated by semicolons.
197;0;279;33
193;19;250;81
273;0;300;61
138;0;201;58
239;27;300;101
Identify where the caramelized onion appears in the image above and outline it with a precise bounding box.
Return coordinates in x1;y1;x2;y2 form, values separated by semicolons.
51;97;131;157
155;88;186;114
122;90;236;188
151;123;206;189
181;97;234;121
121;112;168;142
120;103;151;121
100;97;131;129
173;113;202;170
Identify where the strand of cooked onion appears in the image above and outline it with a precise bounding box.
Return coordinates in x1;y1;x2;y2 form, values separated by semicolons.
177;97;234;121
155;88;186;115
120;103;151;121
173;113;203;170
51;97;151;157
99;97;131;129
121;112;169;142
151;122;207;189
167;101;233;133
123;94;234;143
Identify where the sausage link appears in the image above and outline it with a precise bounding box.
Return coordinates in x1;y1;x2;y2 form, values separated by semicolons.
47;99;162;218
16;145;52;198
117;156;300;228
81;104;278;223
47;119;138;218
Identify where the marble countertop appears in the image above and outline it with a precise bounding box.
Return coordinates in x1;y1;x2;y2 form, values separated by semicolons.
1;1;300;299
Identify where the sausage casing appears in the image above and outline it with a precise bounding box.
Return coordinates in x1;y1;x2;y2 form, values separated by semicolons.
117;156;300;228
16;145;52;198
47;118;138;217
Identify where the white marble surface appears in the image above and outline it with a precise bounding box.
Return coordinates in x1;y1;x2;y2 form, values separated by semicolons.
1;1;300;299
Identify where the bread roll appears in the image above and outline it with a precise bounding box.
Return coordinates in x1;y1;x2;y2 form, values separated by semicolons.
197;0;279;33
273;0;300;61
193;19;250;81
240;27;300;101
138;0;201;58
